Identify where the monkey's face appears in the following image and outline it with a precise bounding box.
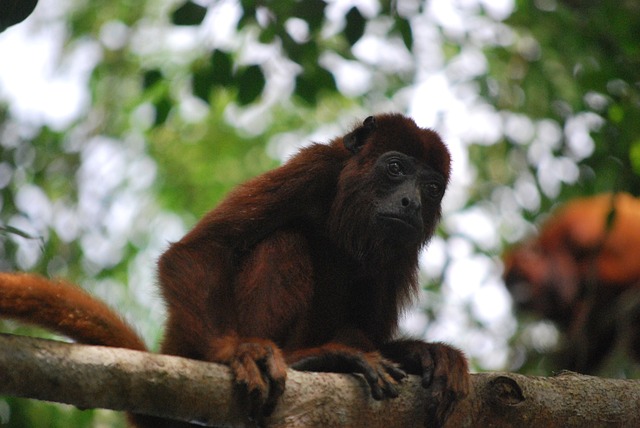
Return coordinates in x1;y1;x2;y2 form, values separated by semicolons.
329;114;450;263
372;151;446;246
329;149;447;263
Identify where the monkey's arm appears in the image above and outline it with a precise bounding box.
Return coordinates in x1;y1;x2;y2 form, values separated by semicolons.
159;229;315;420
381;339;470;427
287;342;407;400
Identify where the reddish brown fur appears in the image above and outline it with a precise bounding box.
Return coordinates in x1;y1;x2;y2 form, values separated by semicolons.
0;114;469;427
158;115;452;357
0;272;145;350
504;193;640;373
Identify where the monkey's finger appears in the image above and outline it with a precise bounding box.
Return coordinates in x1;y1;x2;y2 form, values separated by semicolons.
294;353;387;400
232;356;269;421
350;358;386;400
419;347;436;388
422;345;470;427
376;368;400;399
381;360;407;382
361;353;406;399
262;354;287;416
231;357;265;393
426;344;469;397
375;360;407;398
424;376;447;428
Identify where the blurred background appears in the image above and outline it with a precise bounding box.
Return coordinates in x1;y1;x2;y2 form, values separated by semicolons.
0;0;638;426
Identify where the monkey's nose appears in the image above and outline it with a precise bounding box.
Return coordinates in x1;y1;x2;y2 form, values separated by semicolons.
400;193;421;212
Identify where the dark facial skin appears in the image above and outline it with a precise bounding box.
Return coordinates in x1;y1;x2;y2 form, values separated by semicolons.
374;151;446;244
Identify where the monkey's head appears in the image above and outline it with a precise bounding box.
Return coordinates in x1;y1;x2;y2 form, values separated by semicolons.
330;114;451;264
503;239;581;327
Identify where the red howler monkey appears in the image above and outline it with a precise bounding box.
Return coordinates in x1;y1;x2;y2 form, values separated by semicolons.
503;193;640;374
0;114;469;427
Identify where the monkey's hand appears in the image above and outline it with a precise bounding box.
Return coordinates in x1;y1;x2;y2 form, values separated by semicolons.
287;344;406;400
382;340;470;428
208;337;287;422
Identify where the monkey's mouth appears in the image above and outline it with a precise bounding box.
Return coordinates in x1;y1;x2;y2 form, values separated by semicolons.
377;214;422;235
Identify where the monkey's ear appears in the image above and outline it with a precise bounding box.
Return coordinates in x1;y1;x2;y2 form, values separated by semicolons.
343;116;377;153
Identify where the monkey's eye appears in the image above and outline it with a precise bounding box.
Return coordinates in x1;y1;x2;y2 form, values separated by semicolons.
387;161;404;176
424;182;443;199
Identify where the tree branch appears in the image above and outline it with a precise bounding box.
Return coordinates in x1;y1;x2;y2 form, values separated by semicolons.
0;334;638;427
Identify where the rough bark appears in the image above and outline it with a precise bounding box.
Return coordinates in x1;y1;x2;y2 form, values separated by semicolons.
0;334;638;427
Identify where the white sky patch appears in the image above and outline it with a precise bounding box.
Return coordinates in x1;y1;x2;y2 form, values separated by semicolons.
419;236;448;277
400;308;429;337
447;254;491;300
321;52;372;97
472;278;512;325
409;73;452;127
427;0;467;39
14;184;52;225
0;18;100;129
480;0;515;20
445;205;500;251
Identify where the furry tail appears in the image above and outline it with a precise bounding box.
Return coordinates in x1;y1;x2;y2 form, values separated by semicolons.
0;272;147;351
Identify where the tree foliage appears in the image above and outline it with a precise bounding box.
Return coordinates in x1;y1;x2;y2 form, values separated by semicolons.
474;0;640;205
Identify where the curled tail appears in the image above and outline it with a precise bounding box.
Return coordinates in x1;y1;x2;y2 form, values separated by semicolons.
0;272;147;351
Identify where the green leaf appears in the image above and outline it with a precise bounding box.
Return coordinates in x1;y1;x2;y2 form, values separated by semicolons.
192;66;214;102
630;140;640;176
153;95;173;126
0;225;38;240
143;69;163;89
294;73;315;104
394;17;413;51
344;6;365;46
258;23;278;44
283;39;319;66
237;1;256;29
294;67;336;105
236;65;265;105
172;1;207;26
210;50;233;87
191;50;234;102
608;104;624;123
292;0;327;33
315;67;337;92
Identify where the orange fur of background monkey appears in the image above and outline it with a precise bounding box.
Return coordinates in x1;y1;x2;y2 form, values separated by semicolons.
504;193;640;373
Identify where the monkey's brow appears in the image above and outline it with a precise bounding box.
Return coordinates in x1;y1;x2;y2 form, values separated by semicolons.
418;168;445;181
